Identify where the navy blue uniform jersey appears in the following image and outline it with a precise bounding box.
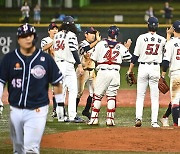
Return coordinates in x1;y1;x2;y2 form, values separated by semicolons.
0;49;63;109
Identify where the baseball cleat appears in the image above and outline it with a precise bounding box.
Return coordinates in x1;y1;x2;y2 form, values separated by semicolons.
82;110;91;120
58;116;68;122
151;122;160;128
106;119;115;126
65;116;85;123
160;118;169;127
87;118;99;125
135;119;142;127
74;116;85;123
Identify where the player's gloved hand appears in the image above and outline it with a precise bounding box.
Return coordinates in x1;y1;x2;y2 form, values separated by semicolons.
158;76;169;94
0;100;4;115
125;71;137;86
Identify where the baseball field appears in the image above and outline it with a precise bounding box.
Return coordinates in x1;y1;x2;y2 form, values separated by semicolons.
0;66;179;154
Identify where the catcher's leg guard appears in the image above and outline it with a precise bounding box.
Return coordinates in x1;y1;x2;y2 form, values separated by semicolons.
106;96;116;126
88;94;101;125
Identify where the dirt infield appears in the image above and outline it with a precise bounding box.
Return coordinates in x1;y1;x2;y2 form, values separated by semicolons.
77;89;171;107
2;89;170;107
41;127;180;152
42;89;174;152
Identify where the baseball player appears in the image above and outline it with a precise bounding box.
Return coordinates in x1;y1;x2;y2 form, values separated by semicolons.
41;22;59;118
53;16;84;122
76;27;101;119
161;20;180;126
160;26;174;127
127;17;166;128
88;26;132;126
0;23;63;154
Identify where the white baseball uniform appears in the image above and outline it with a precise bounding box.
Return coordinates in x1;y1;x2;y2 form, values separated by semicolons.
78;40;96;98
53;30;78;120
89;39;132;125
41;36;53;53
134;32;166;123
163;37;180;107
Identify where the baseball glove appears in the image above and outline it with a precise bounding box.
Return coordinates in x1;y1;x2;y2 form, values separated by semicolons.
158;76;169;94
126;72;137;86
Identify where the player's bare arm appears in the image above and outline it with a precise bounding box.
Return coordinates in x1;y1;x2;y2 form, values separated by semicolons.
89;31;101;48
53;82;63;94
77;64;84;76
42;42;53;51
166;26;174;41
127;63;135;73
124;39;132;49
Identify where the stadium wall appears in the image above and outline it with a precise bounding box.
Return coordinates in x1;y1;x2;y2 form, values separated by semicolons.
0;24;168;61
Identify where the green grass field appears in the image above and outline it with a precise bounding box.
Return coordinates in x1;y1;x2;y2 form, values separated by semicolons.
0;67;172;154
0;105;173;154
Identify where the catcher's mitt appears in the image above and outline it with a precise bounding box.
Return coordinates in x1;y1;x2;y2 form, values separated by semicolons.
158;76;169;94
126;72;137;86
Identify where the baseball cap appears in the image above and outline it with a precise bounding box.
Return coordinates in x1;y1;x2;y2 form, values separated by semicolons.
63;16;74;24
147;17;158;26
173;20;180;33
108;26;119;39
48;22;58;31
17;23;36;38
85;27;97;34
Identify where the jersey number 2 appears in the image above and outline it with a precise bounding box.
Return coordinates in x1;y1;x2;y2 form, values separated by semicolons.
103;50;119;61
145;44;160;55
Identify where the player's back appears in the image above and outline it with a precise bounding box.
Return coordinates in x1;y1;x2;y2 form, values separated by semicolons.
134;32;166;63
53;30;78;64
164;37;180;72
91;39;131;70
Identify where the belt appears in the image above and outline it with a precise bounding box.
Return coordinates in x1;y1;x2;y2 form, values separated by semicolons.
140;62;158;65
57;59;65;62
84;68;94;71
100;68;119;71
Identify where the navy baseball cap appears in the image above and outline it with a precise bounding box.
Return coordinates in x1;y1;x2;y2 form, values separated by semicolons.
85;27;97;34
148;17;158;26
63;16;74;24
48;22;58;31
173;20;180;33
108;26;119;39
17;23;36;38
